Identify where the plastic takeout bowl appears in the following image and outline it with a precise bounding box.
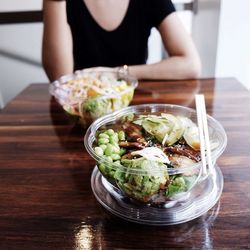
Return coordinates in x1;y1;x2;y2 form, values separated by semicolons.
49;69;138;127
84;104;227;205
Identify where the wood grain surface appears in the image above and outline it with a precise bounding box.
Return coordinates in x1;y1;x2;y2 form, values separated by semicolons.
0;78;249;249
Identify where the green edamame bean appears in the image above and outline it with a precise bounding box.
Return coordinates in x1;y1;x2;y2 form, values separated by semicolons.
118;131;126;141
99;144;107;151
111;153;121;161
106;129;115;136
98;163;106;174
109;133;119;144
109;170;115;178
98;137;109;145
104;143;114;156
105;156;113;163
98;133;109;139
174;177;185;186
113;160;121;166
94;146;104;156
112;145;120;154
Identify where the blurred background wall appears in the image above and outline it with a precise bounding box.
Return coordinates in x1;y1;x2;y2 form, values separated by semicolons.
215;0;250;87
0;0;46;108
0;0;249;109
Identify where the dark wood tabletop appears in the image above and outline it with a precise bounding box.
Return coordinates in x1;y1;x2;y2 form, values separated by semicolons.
0;78;249;249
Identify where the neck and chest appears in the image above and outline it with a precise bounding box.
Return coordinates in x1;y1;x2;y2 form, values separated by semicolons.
83;0;130;31
66;0;151;69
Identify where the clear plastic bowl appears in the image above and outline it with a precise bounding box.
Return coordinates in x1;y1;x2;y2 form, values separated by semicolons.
49;69;138;127
84;104;227;205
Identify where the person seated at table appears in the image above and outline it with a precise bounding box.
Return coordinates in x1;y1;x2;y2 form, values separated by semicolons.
42;0;202;82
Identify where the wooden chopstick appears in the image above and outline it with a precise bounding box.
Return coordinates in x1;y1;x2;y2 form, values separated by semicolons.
195;94;213;175
195;95;207;175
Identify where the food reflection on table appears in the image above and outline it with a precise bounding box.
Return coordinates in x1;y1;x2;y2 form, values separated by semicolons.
74;201;221;249
134;80;201;107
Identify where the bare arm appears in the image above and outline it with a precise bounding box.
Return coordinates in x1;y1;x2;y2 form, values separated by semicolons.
129;13;202;80
42;0;74;82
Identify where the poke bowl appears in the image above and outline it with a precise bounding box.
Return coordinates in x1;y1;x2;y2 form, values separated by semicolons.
49;69;138;127
84;104;227;206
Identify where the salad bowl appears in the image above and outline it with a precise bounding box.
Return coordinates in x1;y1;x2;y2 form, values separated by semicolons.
49;69;138;127
84;104;227;209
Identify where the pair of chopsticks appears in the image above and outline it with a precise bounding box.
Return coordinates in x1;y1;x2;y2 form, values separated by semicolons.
195;94;213;176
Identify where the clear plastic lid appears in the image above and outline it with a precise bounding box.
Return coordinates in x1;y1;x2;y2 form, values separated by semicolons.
91;164;224;225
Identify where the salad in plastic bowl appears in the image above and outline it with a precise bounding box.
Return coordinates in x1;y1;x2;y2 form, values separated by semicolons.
84;104;227;205
49;69;138;127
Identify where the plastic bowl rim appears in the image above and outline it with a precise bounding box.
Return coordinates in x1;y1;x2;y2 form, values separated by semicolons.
84;103;228;175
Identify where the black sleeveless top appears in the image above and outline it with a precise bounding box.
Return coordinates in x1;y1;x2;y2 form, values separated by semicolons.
66;0;175;70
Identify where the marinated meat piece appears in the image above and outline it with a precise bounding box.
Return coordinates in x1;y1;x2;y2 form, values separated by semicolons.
164;145;201;162
119;141;146;149
122;122;146;143
121;152;143;160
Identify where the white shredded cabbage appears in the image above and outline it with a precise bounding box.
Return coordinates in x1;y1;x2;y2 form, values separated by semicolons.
131;147;170;163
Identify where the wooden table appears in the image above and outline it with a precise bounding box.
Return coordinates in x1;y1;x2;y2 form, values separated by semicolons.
0;78;249;249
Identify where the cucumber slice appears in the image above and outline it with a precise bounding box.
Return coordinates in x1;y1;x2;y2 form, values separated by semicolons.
179;116;200;151
161;114;185;145
141;118;173;143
